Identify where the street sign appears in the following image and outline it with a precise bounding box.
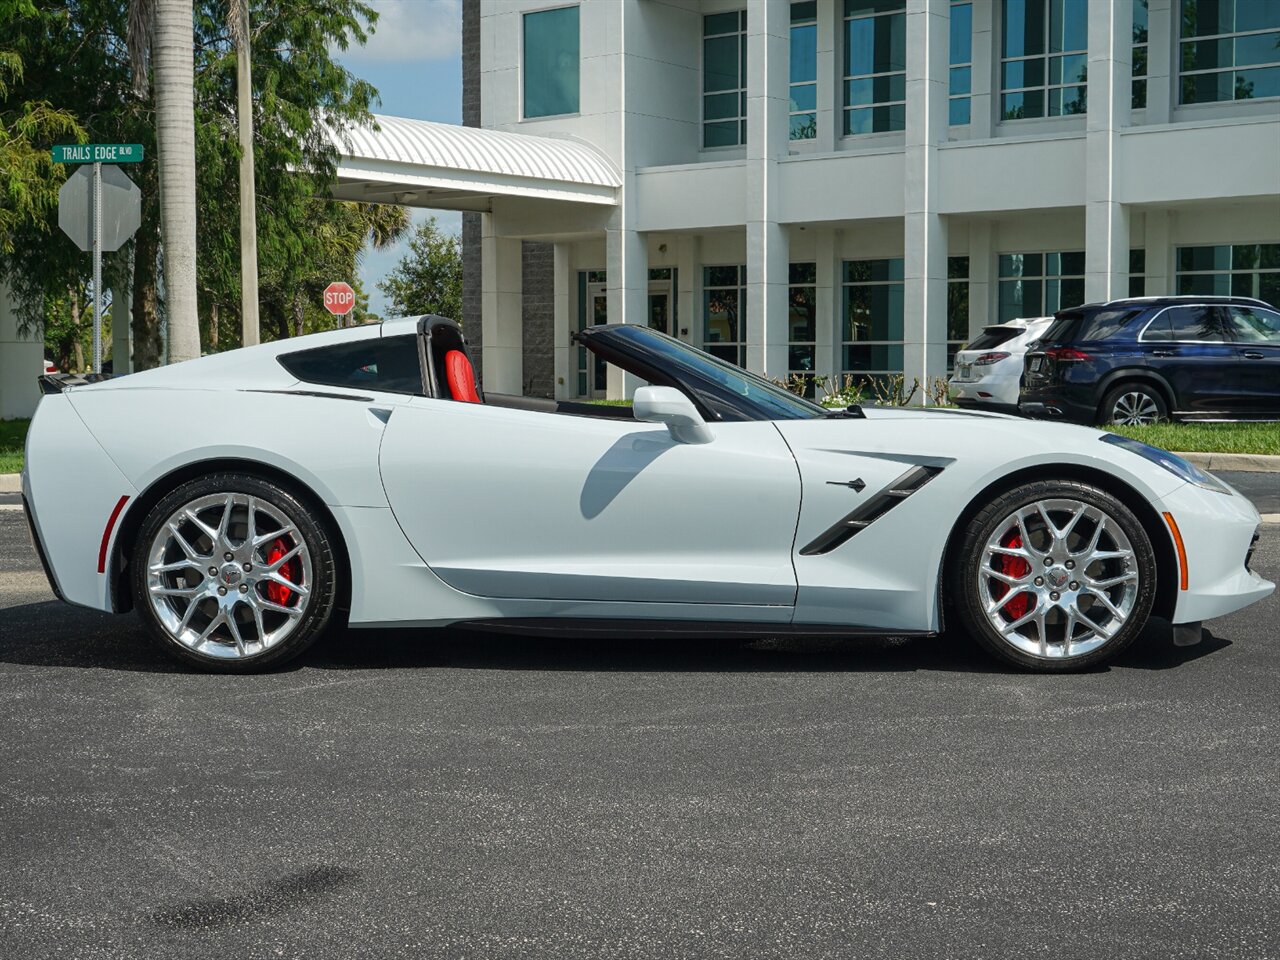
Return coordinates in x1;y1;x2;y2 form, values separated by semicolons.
52;143;144;164
58;164;141;253
57;163;143;374
323;281;356;317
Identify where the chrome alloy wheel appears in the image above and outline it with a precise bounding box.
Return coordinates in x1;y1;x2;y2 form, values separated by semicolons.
978;498;1140;660
145;493;313;659
1111;390;1161;425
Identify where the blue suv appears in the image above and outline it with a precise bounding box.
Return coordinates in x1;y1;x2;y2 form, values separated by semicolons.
1019;296;1280;425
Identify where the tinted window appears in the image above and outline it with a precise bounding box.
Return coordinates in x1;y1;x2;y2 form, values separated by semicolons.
279;334;422;394
1165;305;1223;342
1075;308;1144;341
966;327;1021;350
1141;313;1174;341
1225;306;1280;343
523;6;580;119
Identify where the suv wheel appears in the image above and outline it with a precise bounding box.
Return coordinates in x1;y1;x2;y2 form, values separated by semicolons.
1100;383;1167;426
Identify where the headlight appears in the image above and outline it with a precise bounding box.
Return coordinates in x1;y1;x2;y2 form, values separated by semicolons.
1100;434;1232;494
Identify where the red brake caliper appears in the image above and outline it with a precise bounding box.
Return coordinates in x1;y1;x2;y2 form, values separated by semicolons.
264;538;299;606
992;531;1032;620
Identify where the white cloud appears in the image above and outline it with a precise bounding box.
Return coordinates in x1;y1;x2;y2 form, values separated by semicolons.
345;0;461;63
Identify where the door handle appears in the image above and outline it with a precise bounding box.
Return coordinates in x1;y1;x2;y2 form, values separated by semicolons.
1151;349;1176;357
1242;351;1265;360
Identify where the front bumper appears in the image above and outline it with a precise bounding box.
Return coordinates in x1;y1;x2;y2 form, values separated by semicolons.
1155;480;1274;624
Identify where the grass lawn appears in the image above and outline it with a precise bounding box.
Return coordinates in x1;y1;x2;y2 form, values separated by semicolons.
1105;421;1280;456
0;419;29;475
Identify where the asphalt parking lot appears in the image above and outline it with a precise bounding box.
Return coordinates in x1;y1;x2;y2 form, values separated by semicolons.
1;476;1278;959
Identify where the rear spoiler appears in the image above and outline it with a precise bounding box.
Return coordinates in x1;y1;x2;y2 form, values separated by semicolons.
38;373;114;395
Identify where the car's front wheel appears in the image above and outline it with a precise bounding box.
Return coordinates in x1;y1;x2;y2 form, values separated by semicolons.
132;473;338;672
951;480;1157;671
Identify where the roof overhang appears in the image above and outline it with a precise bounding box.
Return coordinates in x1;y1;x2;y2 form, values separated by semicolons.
328;115;621;211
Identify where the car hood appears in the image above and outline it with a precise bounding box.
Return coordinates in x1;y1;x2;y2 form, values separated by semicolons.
775;408;1189;503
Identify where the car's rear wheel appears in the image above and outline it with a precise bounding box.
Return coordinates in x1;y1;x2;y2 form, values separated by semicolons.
1101;382;1167;425
132;473;337;672
952;480;1157;671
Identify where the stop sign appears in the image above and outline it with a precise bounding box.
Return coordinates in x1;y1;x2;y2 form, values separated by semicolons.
323;281;356;316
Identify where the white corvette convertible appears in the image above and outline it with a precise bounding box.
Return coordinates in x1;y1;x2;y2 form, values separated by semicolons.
22;316;1272;673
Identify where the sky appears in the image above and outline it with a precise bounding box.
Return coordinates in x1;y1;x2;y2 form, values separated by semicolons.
333;0;465;317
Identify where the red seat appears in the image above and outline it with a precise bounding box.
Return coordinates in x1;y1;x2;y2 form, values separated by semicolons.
444;349;481;403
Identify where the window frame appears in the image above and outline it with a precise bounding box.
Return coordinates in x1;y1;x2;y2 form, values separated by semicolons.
787;261;818;392
999;0;1090;122
997;250;1086;322
840;256;906;387
1175;243;1280;302
841;0;909;138
702;264;748;367
520;3;582;122
701;9;749;150
790;2;819;141
1177;0;1280;107
950;1;974;126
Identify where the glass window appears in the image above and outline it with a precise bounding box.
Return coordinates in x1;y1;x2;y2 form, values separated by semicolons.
947;256;970;370
1166;305;1224;341
278;335;423;395
950;3;973;124
788;262;818;393
1133;0;1149;108
704;265;747;366
843;0;907;135
704;10;748;148
523;6;580;119
842;257;904;387
1001;0;1089;120
1179;0;1280;104
791;3;818;139
1176;243;1280;303
1225;305;1280;342
1130;248;1146;297
998;250;1086;320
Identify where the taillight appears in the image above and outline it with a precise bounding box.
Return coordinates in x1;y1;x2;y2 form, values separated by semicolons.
974;352;1011;365
1046;347;1092;362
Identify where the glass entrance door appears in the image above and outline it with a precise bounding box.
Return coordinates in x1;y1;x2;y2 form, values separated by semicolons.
586;280;609;396
648;272;675;337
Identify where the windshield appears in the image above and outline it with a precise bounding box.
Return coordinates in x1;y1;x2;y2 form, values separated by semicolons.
607;325;828;420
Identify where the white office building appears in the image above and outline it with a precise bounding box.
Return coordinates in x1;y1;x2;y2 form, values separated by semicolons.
368;0;1278;402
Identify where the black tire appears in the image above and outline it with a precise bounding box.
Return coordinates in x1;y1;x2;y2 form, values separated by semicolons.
132;472;338;672
1099;381;1168;426
949;479;1158;672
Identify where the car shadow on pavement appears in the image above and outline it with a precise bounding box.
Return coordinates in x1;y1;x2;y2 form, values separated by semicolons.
0;600;1232;675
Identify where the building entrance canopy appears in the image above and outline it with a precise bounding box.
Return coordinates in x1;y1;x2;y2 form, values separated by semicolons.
328;114;620;211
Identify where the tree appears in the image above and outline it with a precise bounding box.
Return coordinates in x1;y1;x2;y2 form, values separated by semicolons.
128;0;200;362
1;0;391;366
0;0;83;255
378;217;463;320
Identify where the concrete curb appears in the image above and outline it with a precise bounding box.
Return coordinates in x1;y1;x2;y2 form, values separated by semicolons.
1174;452;1280;473
0;474;19;494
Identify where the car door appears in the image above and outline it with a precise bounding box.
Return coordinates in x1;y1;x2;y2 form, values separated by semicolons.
1222;304;1280;414
1141;304;1240;413
378;398;801;608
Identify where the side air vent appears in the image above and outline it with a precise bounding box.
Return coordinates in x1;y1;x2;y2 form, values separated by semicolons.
799;465;944;556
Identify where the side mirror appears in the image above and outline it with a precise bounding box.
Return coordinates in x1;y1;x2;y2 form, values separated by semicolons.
633;386;714;444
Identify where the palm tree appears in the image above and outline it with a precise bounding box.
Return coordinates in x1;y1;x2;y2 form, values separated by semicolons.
128;0;200;364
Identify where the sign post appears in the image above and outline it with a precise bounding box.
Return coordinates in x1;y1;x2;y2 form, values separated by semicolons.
54;144;144;373
323;281;356;324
